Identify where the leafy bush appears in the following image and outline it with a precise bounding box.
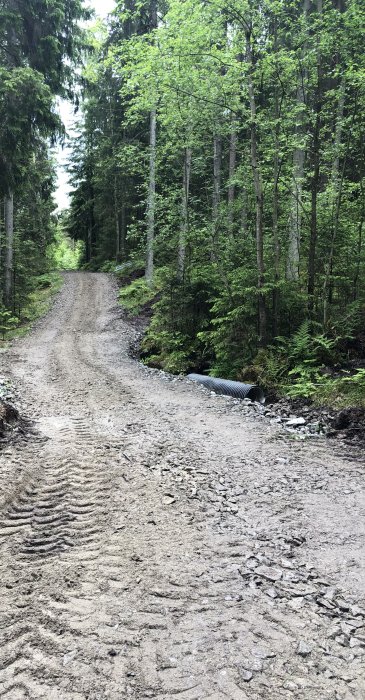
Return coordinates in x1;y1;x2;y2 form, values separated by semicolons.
99;260;117;273
139;267;216;373
36;273;54;289
0;309;19;339
119;277;160;315
142;329;194;373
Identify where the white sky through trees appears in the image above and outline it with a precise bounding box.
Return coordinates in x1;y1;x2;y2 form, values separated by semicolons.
90;0;116;17
54;0;116;211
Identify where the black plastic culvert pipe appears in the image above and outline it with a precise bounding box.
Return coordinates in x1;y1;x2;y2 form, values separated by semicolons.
188;373;265;404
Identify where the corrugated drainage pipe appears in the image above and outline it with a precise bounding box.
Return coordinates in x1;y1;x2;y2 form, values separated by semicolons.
188;373;265;404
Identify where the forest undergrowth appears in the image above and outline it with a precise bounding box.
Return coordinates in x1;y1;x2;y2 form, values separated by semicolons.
116;263;365;411
0;272;63;343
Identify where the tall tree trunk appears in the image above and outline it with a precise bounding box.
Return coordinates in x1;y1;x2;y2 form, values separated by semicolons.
119;127;127;261
322;0;350;321
287;137;305;281
287;0;310;281
87;221;92;264
120;187;126;262
246;29;266;346
227;123;237;234
146;108;156;285
353;162;365;300
272;18;281;338
241;185;248;238
114;173;120;260
307;110;320;311
272;158;280;338
145;0;157;285
178;146;192;281
323;79;347;326
0;198;3;276
4;193;14;309
150;0;157;28
212;134;222;254
307;0;323;313
272;91;281;338
353;219;363;301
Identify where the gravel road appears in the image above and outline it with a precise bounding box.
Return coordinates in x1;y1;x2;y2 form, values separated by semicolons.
0;272;364;700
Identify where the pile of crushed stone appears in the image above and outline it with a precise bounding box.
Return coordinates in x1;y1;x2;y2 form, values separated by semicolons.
140;365;365;447
270;398;365;445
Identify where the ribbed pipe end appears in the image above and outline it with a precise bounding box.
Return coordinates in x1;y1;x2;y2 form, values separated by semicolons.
188;374;265;404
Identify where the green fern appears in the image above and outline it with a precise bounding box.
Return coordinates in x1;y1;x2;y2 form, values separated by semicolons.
288;320;311;361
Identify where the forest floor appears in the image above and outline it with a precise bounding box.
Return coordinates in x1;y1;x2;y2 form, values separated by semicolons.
0;271;364;700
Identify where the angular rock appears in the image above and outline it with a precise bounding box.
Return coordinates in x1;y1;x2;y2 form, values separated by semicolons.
163;494;176;505
239;669;253;682
283;680;298;691
255;565;282;582
286;417;306;427
297;641;312;656
266;586;278;599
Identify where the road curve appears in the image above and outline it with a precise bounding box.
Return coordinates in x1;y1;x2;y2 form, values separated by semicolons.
0;272;364;699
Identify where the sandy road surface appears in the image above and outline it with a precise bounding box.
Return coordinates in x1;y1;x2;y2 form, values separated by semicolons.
0;272;364;700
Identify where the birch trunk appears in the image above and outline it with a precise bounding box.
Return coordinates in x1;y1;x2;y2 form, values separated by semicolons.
0;204;2;274
114;173;120;260
227;124;237;233
287;144;305;281
307;0;323;313
272;18;281;337
120;195;126;261
353;219;363;301
145;108;156;285
307;105;320;310
145;0;157;284
241;186;248;238
322;80;348;326
246;30;266;346
4;193;14;308
272;156;280;338
273;88;280;338
287;0;310;281
178;147;192;281
322;0;347;324
212;134;222;253
119;127;127;261
87;221;92;264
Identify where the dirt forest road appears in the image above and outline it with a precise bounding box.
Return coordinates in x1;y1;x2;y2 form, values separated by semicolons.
0;272;364;700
